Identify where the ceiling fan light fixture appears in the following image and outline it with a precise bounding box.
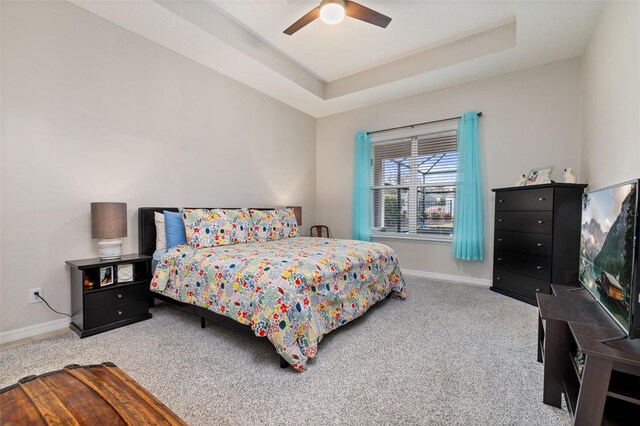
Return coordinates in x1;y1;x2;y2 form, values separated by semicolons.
320;0;346;25
283;0;391;35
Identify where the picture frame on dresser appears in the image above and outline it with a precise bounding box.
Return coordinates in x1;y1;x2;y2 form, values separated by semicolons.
491;183;588;305
526;166;554;185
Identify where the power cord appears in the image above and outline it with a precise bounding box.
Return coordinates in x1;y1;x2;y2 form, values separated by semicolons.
35;292;71;318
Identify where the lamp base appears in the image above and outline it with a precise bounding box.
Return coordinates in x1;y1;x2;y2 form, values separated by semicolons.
98;240;122;260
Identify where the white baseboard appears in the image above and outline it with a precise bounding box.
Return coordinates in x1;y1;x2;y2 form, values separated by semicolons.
402;269;492;288
0;317;70;344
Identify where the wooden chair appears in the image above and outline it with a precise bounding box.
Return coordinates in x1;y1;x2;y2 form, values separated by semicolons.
310;225;330;238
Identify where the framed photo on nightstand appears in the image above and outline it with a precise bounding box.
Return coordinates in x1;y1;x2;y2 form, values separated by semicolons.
117;264;134;283
99;266;114;286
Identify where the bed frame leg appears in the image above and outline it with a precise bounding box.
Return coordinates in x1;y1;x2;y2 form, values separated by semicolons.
200;317;205;329
279;355;289;369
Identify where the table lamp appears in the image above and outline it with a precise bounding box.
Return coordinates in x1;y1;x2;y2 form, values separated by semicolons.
91;202;127;260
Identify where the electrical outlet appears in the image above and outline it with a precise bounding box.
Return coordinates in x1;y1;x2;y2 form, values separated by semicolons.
29;288;43;304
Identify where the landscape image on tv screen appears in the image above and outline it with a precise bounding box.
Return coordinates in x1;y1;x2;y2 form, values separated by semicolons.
579;181;637;333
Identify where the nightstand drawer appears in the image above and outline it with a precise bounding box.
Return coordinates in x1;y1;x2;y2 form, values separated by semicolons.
495;187;553;211
495;211;552;234
494;250;551;281
84;283;148;311
84;301;148;330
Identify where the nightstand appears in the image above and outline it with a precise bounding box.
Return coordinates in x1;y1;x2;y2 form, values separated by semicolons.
65;254;152;338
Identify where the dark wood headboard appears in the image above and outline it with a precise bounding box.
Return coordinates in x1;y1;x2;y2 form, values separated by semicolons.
138;207;272;256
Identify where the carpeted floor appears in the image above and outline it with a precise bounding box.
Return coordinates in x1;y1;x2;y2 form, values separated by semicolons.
0;277;569;425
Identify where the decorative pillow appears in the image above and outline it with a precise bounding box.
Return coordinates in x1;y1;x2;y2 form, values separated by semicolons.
164;210;187;249
249;209;282;242
223;208;252;244
277;208;300;238
154;212;167;250
180;208;251;249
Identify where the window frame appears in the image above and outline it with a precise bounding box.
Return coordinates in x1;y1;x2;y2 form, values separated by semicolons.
370;122;458;242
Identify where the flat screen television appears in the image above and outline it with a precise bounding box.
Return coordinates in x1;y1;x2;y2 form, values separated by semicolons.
579;179;640;339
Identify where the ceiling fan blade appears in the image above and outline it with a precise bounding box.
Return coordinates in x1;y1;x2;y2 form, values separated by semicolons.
345;1;391;28
284;6;321;35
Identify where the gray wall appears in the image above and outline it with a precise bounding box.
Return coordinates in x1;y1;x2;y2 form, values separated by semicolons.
580;1;640;189
0;1;316;333
316;58;583;282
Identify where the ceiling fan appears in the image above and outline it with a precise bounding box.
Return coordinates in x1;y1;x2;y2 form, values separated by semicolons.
283;0;391;35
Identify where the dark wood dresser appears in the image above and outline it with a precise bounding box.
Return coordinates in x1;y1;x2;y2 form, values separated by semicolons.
491;183;587;305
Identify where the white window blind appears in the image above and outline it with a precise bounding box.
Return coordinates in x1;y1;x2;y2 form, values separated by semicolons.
371;128;458;239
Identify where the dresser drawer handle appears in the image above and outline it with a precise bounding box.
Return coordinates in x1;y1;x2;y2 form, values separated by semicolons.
498;199;504;203
497;257;504;261
117;294;122;299
117;311;123;315
498;219;504;223
536;266;543;270
496;276;502;281
497;238;503;242
536;288;541;292
539;197;546;201
537;220;545;224
537;243;544;247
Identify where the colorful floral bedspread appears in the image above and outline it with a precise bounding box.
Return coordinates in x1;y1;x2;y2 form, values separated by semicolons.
151;237;406;371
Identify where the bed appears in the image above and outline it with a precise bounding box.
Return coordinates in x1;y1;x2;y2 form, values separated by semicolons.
139;207;406;371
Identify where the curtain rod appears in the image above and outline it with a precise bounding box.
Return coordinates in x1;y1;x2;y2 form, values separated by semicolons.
367;112;483;136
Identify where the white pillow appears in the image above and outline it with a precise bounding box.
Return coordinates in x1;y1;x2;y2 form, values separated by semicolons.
154;211;167;250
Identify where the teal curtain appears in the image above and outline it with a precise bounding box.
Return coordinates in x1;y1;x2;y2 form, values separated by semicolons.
452;111;484;261
353;131;372;241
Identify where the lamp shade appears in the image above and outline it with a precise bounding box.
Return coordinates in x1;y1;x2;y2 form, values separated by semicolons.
287;206;302;226
91;202;127;239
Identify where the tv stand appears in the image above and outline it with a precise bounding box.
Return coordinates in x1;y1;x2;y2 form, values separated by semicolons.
600;335;629;345
537;285;640;425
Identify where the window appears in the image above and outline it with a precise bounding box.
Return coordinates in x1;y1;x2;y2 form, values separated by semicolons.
371;126;457;240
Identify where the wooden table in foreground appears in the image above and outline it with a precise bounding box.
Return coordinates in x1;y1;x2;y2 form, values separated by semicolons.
537;285;640;425
0;362;186;425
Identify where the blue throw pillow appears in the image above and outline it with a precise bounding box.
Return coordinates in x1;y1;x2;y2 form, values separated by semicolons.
164;210;187;248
